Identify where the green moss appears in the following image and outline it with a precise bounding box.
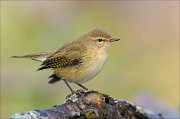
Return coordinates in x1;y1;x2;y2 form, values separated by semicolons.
85;110;97;119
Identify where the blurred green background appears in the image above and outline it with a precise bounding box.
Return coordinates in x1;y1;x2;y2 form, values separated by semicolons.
1;1;179;118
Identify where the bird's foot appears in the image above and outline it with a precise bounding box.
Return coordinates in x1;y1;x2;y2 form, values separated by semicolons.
76;83;89;91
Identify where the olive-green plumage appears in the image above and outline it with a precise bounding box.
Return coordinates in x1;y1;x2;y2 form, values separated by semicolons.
11;28;120;93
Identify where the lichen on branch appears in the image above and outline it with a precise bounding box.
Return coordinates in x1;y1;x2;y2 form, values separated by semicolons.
9;90;165;119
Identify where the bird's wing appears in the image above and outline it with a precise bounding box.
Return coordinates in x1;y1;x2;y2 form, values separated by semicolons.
37;42;86;70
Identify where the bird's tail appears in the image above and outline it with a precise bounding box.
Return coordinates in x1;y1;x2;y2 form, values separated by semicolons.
48;74;62;84
10;51;52;62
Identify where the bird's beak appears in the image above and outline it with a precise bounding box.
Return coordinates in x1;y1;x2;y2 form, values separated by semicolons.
110;38;120;42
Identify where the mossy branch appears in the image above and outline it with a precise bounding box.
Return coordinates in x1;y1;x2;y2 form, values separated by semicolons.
9;90;165;119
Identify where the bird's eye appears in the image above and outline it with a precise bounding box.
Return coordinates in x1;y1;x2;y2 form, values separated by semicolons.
97;38;103;42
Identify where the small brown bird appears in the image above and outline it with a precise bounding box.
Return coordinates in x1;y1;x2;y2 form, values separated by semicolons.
11;28;120;93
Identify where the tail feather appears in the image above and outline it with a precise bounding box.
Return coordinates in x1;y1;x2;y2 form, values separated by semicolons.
10;52;52;62
48;74;62;84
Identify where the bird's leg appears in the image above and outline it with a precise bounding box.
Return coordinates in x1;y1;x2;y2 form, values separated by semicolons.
76;83;88;90
63;79;75;93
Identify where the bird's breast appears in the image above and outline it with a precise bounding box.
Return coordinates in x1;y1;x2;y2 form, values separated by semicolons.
54;52;108;84
81;52;107;82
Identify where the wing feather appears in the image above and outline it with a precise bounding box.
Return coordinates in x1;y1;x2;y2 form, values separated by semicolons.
37;42;86;71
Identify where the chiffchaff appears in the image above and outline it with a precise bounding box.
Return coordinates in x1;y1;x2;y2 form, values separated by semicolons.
11;28;120;93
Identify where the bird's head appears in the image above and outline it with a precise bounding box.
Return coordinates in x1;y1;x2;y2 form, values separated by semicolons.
81;28;120;52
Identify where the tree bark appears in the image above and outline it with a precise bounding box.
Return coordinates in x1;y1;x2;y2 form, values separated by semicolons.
9;90;165;119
